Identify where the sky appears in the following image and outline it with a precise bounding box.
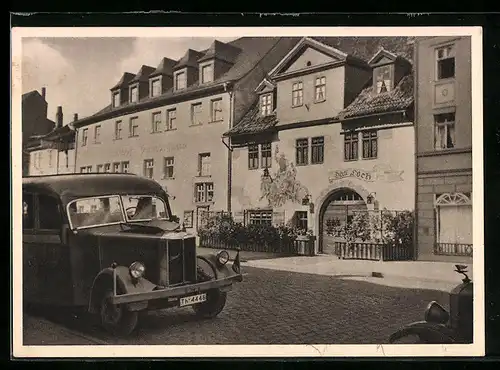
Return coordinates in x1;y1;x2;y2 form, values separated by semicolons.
22;36;237;125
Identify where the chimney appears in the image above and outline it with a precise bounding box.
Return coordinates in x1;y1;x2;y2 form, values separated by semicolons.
41;87;46;100
56;106;63;128
73;113;78;122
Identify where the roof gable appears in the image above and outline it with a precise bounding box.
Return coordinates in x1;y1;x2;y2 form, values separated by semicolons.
198;40;242;64
150;57;177;78
130;65;156;83
111;72;136;91
174;49;204;70
368;48;399;66
255;78;275;94
269;37;348;77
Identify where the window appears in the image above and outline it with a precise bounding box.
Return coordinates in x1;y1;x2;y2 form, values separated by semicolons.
198;153;211;176
260;93;273;116
195;182;214;203
68;195;126;229
362;131;378;159
196;206;210;230
96;164;104;173
292;82;304;107
121;161;129;173
94;125;101;143
152;112;162;133
436;45;455;80
130;86;139;103
210;98;223;122
151;79;161;97
129;117;139;137
375;65;393;94
436;193;472;249
191;103;203;125
38;194;62;230
115;120;122;140
175;71;187;90
248;145;259;169
164;157;174;178
261;143;272;168
143;159;154;178
183;210;194;228
80;167;86;173
296;138;309;166
104;163;111;173
248;210;273;225
311;136;324;164
82;128;88;146
166;109;177;130
113;162;120;172
435;112;456;150
23;193;34;229
295;211;308;231
344;132;359;161
201;64;214;84
113;92;120;107
315;76;326;102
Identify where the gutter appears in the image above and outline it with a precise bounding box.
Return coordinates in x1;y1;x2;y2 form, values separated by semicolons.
225;87;235;214
73;127;79;173
412;40;419;261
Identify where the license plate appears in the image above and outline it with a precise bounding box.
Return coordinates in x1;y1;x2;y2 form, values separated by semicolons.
179;293;207;307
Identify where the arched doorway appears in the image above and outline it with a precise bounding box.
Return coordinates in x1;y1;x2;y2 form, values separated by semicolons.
318;188;368;254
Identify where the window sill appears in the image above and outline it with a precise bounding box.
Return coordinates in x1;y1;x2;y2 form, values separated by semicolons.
314;99;326;104
295;162;309;167
195;175;212;178
129;135;139;138
419;147;472;157
162;176;175;180
94;142;101;145
248;167;260;171
208;120;224;124
150;130;163;134
189;123;203;127
195;201;214;206
113;138;122;141
311;161;324;165
434;77;456;84
165;128;178;132
292;104;303;109
344;158;359;162
362;157;378;161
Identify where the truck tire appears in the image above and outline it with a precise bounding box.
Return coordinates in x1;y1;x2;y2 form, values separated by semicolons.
192;288;227;319
99;289;138;336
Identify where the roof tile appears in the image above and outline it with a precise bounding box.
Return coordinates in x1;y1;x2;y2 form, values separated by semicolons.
224;101;278;136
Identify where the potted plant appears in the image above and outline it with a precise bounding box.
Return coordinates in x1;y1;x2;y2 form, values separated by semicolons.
295;228;316;256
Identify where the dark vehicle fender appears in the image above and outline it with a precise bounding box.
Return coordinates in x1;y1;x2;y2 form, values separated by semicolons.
389;321;460;344
197;254;235;280
88;266;156;313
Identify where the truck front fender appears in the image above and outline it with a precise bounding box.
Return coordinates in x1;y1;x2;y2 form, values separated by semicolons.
88;266;156;313
389;321;460;344
197;254;241;281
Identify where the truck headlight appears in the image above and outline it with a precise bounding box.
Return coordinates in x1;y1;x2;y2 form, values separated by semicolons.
129;261;146;279
424;301;449;324
216;250;230;267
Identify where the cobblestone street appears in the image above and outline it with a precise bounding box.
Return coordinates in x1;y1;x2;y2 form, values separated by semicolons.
23;266;449;345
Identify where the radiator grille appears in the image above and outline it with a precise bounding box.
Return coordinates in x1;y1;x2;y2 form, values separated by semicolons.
158;236;197;286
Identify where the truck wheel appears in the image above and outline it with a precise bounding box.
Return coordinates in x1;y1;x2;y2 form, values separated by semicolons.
390;334;426;344
99;289;138;336
192;289;227;319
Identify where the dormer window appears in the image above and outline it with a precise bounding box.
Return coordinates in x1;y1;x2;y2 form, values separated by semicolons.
260;93;273;116
175;70;187;90
112;92;120;108
130;85;139;103
201;63;214;84
374;65;393;94
151;78;161;97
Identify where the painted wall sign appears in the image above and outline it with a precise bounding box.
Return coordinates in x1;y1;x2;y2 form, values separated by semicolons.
111;143;188;157
328;165;404;183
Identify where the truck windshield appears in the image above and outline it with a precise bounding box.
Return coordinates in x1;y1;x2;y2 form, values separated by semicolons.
67;194;169;229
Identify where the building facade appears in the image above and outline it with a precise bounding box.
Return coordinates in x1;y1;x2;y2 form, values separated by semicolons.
225;37;416;255
21;87;56;176
414;36;473;262
73;37;299;232
26;107;77;176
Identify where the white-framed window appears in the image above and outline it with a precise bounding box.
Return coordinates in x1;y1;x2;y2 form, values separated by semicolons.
163;156;174;178
434;112;455;150
121;161;129;173
436;45;455;80
201;64;214;84
311;136;324;164
96;164;103;173
247;210;273;225
104;163;111;173
113;162;120;172
195;182;214;203
129;117;139;137
292;81;303;107
191;103;203;125
175;71;187;90
112;91;120;108
81;128;88;146
151;78;161;97
198;153;211;176
315;76;326;102
248;144;259;170
114;120;122;140
130;86;139;103
344;132;359;161
295;211;308;230
210;98;223;122
295;138;309;166
261;143;272;169
152;112;162;133
362;131;378;159
166;109;177;130
260;93;273;116
374;65;393;94
435;192;472;248
94;125;101;143
143;159;154;178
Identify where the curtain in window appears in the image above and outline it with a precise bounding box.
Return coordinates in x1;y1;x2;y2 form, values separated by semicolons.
438;205;472;244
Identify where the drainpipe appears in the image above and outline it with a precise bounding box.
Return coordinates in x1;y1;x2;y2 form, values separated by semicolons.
226;88;235;214
412;40;419;261
73;126;79;173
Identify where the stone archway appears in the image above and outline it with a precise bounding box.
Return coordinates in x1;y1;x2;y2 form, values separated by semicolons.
315;184;369;255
